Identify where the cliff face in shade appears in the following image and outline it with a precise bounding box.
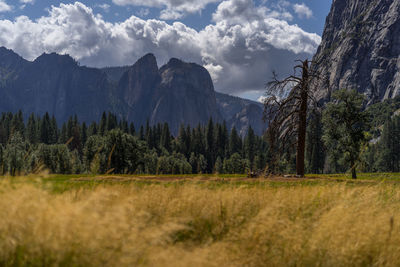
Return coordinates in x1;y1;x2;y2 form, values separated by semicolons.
150;58;222;133
110;56;266;135
312;0;400;103
0;47;266;135
117;54;161;128
216;92;266;136
0;49;113;123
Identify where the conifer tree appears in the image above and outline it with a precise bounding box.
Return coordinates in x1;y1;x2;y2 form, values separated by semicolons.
206;118;215;173
161;123;171;152
40;112;52;144
306;111;325;174
26;113;38;144
129;122;136;136
99;112;107;135
229;127;241;156
244;126;256;170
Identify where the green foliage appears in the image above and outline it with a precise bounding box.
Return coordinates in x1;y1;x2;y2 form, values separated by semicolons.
306;111;325;174
367;96;400;136
156;153;192;174
322;89;370;178
223;153;248;174
3;132;28;176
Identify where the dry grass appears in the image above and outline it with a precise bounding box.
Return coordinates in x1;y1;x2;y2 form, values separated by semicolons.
1;178;400;266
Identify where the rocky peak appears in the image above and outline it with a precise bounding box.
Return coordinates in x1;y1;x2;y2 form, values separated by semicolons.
134;53;158;71
117;53;161;127
159;58;215;95
149;59;221;133
313;0;400;103
34;52;78;68
0;47;29;81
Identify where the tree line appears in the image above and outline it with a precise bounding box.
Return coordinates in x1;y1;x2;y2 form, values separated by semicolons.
0;112;269;175
0;92;399;177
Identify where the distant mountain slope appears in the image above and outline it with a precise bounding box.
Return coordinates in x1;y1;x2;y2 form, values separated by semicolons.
312;0;400;103
216;93;265;136
0;47;265;135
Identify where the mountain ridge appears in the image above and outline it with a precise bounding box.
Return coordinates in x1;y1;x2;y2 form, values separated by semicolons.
0;47;266;135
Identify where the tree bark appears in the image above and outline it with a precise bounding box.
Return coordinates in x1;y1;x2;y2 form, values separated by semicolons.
296;60;309;178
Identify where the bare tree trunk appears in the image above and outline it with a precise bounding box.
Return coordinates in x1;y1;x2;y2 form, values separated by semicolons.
296;60;309;178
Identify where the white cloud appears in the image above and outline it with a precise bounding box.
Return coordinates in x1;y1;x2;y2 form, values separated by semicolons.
112;0;221;19
20;0;34;3
137;8;150;18
0;0;12;12
0;1;321;95
95;4;110;13
293;3;313;19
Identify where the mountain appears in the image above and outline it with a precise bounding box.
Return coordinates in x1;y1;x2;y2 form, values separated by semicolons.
216;93;265;136
0;47;265;135
0;49;115;123
312;0;400;104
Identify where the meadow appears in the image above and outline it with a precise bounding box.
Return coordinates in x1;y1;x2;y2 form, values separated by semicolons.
1;173;400;266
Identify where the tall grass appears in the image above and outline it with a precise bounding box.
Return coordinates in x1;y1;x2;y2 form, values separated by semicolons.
0;180;400;266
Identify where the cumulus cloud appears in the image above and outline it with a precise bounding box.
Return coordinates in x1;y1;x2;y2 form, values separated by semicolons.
112;0;221;19
293;3;313;19
0;0;12;12
0;1;321;96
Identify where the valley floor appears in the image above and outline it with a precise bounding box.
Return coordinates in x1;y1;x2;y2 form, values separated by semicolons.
1;173;400;266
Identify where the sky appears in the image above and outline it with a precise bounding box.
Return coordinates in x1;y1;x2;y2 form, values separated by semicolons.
0;0;332;101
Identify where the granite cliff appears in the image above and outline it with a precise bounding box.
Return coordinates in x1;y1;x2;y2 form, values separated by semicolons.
313;0;400;103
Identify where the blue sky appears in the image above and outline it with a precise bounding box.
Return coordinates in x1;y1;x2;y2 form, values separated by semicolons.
0;0;332;100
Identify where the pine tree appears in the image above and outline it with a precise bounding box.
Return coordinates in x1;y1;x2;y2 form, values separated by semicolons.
59;123;68;144
205;118;215;173
88;122;98;137
11;110;25;136
244;126;256;170
81;122;88;146
26;113;38;144
129;122;136;136
229;127;241;156
50;115;58;144
40;112;52;144
306;111;325;174
161;123;171;152
139;125;145;141
99;112;107;136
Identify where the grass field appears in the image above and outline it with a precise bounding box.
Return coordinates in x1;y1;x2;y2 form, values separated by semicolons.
1;173;400;266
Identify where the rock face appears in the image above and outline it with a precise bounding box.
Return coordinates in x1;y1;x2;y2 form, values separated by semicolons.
0;47;266;135
216;93;265;136
151;58;221;133
0;49;112;122
117;54;161;128
313;0;400;103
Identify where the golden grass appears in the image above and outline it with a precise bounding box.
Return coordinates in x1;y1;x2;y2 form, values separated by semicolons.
1;179;400;266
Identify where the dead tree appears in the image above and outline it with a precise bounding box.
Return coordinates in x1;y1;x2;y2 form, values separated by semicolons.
263;60;318;177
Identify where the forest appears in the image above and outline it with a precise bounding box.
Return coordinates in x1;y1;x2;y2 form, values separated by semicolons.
0;93;399;176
